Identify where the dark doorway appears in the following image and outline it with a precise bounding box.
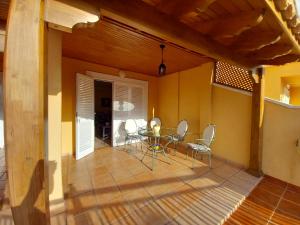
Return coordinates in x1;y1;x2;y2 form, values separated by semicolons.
94;80;112;148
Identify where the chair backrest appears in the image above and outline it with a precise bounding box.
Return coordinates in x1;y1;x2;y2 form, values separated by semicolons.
150;117;161;129
177;120;188;140
125;119;137;134
202;124;216;146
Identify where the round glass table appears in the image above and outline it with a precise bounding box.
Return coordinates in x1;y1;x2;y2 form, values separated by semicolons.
138;129;169;170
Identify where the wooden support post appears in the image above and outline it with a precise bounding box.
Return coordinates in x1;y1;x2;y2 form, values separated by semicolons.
248;67;265;177
4;1;49;224
47;28;65;216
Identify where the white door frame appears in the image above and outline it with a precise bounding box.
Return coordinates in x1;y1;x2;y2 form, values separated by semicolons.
86;71;148;147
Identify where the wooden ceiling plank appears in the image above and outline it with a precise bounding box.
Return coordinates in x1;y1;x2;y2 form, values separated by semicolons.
263;0;300;54
248;43;293;60
259;54;300;65
93;0;257;68
233;31;282;52
45;0;100;32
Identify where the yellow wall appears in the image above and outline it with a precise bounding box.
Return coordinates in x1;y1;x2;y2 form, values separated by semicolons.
157;63;213;142
62;57;158;155
212;86;252;167
290;87;300;105
157;63;252;167
265;62;300;101
263;100;300;186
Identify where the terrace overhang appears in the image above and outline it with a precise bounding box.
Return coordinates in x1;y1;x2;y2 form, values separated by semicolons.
41;0;300;69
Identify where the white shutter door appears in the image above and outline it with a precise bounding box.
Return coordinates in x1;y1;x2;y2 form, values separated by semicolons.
113;82;147;146
76;73;95;160
113;83;129;146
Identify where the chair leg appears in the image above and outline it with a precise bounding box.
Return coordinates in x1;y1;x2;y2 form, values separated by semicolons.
208;152;212;168
141;147;149;162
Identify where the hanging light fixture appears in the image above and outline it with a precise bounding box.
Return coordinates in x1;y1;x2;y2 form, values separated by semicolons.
158;44;166;75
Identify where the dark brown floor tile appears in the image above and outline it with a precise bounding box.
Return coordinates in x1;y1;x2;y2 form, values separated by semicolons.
257;179;287;196
283;190;300;205
270;211;300;225
277;199;300;220
228;204;269;225
247;186;281;208
287;184;300;194
263;176;288;188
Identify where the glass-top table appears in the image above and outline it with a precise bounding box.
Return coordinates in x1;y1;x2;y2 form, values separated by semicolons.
138;129;170;170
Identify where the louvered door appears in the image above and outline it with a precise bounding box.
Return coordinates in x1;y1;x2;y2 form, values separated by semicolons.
76;73;95;160
112;82;147;146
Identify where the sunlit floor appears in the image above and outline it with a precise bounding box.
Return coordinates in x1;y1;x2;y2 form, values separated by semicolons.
53;145;261;225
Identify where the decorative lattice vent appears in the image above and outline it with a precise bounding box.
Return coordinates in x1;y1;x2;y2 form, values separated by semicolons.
214;61;253;92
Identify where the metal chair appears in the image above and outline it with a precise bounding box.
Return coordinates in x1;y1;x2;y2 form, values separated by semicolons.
124;119;141;151
165;120;189;155
150;117;162;129
187;124;216;168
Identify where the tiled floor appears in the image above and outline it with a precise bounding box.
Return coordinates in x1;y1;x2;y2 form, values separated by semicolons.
224;175;300;225
52;145;261;225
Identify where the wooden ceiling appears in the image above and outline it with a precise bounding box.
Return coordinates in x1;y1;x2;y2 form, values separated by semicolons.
62;18;212;76
2;0;300;70
139;0;300;66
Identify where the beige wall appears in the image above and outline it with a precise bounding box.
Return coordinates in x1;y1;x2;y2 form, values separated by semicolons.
62;57;158;155
263;100;300;186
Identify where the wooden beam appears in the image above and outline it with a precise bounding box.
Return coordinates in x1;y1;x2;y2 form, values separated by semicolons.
248;67;264;177
233;31;282;52
248;43;293;60
92;0;256;69
47;28;65;216
263;0;300;54
45;0;100;33
274;0;293;10
196;10;265;39
0;20;5;52
282;3;296;20
259;54;300;65
4;0;50;224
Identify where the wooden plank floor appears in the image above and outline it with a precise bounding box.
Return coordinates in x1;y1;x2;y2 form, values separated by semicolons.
224;176;300;225
51;145;261;225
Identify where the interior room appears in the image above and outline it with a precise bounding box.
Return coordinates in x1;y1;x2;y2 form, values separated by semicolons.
94;80;112;148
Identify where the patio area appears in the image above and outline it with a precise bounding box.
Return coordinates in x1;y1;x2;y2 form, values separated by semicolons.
54;145;261;225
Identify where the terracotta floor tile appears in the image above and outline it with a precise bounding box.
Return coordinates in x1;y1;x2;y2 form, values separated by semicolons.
287;184;300;194
247;186;281;208
263;175;288;188
96;195;133;224
66;191;98;215
283;189;300;205
188;171;225;192
277;199;300;220
256;179;287;197
212;164;240;179
270;211;300;225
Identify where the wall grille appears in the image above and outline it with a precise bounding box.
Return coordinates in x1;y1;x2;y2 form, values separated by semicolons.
214;61;253;92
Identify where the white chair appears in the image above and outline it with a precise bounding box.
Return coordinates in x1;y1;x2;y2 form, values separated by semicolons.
150;117;161;129
165;120;189;155
125;119;141;150
187;124;216;168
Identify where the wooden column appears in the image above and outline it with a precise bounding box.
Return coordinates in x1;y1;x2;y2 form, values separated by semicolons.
4;1;49;225
248;67;265;177
47;28;65;216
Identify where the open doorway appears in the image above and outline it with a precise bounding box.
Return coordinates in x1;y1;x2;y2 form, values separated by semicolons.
94;80;112;149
